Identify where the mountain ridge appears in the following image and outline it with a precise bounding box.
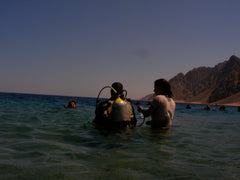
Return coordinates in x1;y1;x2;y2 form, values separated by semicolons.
141;55;240;106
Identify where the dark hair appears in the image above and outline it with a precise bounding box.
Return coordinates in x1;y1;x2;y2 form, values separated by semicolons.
154;79;174;98
111;82;123;99
111;82;123;93
67;100;76;108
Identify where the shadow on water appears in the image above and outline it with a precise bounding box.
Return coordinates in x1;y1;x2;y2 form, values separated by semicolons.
88;121;177;151
84;125;185;179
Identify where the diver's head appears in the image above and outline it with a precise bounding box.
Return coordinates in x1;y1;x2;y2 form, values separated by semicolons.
111;82;123;99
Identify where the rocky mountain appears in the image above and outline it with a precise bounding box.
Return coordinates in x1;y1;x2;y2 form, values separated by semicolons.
142;55;240;105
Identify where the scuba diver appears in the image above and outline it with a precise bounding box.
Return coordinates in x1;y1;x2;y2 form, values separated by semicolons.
93;82;137;128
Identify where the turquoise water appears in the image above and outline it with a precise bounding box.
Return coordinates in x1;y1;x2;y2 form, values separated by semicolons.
0;92;239;179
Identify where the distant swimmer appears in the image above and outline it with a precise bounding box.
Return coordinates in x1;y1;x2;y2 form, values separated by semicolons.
186;104;191;109
137;79;176;129
219;105;226;111
215;104;226;111
65;100;76;108
204;105;211;110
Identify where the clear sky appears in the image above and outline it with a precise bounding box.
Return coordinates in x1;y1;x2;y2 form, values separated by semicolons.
1;0;240;99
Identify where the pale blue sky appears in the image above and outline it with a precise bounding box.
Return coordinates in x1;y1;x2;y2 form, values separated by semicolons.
1;0;240;99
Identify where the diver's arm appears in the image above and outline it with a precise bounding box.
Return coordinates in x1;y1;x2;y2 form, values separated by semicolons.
137;105;153;117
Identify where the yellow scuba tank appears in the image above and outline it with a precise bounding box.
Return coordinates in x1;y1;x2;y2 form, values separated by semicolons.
111;97;131;122
95;85;133;123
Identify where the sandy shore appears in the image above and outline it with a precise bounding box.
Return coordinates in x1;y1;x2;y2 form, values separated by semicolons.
175;100;240;107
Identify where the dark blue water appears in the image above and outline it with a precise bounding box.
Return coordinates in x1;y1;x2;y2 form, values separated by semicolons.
0;92;239;179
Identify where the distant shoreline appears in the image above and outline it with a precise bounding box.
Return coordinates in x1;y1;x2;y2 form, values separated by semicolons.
1;92;239;107
175;100;240;107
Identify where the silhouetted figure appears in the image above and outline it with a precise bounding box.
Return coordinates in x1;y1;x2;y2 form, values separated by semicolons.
204;105;211;110
238;106;240;112
219;105;226;111
186;104;191;109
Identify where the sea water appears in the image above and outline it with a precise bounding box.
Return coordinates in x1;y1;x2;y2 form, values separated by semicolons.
0;92;239;179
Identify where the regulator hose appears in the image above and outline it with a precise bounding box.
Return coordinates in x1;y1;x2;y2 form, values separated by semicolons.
96;86;117;107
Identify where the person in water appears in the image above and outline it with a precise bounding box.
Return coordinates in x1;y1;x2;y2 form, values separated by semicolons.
138;79;176;129
219;105;226;111
94;82;137;128
186;104;191;109
204;104;211;110
65;100;76;108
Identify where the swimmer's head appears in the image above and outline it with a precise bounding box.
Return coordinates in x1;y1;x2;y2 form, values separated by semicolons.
67;101;76;108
